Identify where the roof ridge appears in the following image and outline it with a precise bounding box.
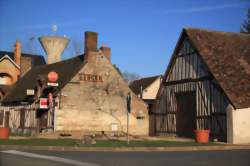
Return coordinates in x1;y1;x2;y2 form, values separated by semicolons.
0;50;44;57
139;75;161;80
184;27;250;37
0;55;20;69
30;54;84;71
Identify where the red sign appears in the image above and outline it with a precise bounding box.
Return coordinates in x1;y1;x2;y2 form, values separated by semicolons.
40;98;48;109
48;71;58;83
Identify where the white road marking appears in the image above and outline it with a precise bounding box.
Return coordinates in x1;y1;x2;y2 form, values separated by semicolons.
1;150;101;166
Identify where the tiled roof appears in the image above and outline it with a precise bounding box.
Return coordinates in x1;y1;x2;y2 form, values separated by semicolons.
129;75;161;95
2;55;85;104
0;85;13;95
184;28;250;109
0;51;46;66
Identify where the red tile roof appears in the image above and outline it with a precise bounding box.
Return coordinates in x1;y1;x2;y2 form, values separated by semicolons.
185;28;250;109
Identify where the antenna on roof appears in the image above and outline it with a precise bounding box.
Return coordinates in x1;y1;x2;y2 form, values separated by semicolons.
51;24;57;34
101;42;106;47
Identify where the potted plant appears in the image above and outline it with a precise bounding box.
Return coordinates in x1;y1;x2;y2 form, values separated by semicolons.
195;127;210;143
0;127;10;139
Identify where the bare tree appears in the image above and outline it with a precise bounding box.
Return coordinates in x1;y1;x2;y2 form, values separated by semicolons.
72;38;82;55
122;71;140;83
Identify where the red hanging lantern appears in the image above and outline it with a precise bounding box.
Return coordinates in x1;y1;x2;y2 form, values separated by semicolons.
48;71;58;83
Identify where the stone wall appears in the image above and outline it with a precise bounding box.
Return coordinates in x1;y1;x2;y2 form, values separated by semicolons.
55;51;149;135
227;106;250;144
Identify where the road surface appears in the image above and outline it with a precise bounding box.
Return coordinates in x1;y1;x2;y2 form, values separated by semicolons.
0;149;250;166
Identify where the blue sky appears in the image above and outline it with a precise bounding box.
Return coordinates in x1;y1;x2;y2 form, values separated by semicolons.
0;0;249;77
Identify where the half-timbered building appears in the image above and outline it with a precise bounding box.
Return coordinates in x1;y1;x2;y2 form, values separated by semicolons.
153;28;250;143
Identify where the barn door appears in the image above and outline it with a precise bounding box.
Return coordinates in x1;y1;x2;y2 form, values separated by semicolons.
176;92;196;138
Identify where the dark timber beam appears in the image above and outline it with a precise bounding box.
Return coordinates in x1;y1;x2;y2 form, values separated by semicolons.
163;75;212;86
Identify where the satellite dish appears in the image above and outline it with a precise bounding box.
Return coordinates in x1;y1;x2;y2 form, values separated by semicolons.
51;24;57;33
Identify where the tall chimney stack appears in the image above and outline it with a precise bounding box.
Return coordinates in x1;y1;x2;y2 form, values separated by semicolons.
39;36;69;64
84;31;98;52
84;31;98;63
100;43;111;62
14;40;21;66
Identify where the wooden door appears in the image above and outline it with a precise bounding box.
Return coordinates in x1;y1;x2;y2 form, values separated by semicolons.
4;112;9;128
20;110;25;129
36;109;48;132
176;92;196;138
0;111;4;126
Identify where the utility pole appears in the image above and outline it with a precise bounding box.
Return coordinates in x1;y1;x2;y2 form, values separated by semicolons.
126;92;131;145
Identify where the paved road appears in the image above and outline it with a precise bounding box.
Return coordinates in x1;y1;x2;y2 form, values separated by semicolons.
0;149;250;166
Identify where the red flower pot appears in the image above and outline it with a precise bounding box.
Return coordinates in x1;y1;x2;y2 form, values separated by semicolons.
195;130;210;143
0;127;9;139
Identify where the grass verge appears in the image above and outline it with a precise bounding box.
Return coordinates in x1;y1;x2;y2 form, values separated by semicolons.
0;139;219;147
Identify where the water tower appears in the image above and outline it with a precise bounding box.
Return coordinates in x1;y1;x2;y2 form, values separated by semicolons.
39;25;69;64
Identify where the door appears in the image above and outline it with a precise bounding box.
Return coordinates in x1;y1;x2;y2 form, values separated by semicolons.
20;110;25;129
4;112;9;128
0;111;4;126
176;91;196;138
36;109;48;132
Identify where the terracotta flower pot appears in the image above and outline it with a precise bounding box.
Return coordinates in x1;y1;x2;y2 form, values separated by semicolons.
195;129;210;143
0;127;10;139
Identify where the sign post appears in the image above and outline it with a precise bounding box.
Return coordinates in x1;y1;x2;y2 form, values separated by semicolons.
47;71;59;131
126;92;131;145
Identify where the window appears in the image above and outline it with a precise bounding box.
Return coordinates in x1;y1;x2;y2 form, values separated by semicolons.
0;77;7;85
0;73;12;85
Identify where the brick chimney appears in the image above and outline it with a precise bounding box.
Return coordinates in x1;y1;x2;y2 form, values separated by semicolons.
14;40;21;66
100;43;111;62
84;31;98;63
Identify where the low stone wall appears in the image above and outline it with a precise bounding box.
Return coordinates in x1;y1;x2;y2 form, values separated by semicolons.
227;107;250;144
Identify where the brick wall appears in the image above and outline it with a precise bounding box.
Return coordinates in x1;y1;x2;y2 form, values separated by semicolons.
20;57;32;76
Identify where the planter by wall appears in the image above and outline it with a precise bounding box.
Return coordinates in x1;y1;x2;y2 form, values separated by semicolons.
0;127;10;139
195;129;210;143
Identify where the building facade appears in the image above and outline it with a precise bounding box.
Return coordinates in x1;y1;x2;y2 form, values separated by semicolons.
1;32;149;136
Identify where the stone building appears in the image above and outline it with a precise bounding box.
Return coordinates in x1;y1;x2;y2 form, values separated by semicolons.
153;28;250;144
1;32;149;136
